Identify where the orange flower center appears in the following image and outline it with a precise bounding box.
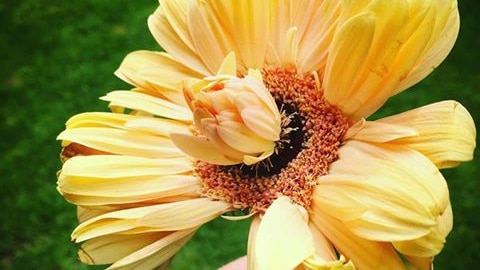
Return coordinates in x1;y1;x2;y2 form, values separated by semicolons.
196;68;351;213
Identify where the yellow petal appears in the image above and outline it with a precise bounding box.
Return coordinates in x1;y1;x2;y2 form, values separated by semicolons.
247;216;261;270
107;228;197;270
316;141;449;242
345;119;418;142
124;117;190;137
65;112;135;129
187;2;233;73
324;0;460;120
114;50;200;106
59;175;199;206
295;0;342;72
66;193;199;208
100;90;192;121
310;207;407;270
308;224;336;261
78;232;168;265
404;256;433;270
217;120;275;154
323;12;376;115
324;0;409;119
241;106;281;141
255;197;315;270
57;127;184;158
72;198;229;242
169;133;240;165
148;5;210;75
396;0;460;93
377;100;476;168
216;51;237;76
204;0;269;68
393;203;453;257
61;155;193;178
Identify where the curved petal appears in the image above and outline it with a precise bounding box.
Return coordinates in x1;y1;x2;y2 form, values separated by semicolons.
187;1;234;73
395;0;460;93
376;100;476;169
295;0;342;72
72;198;230;242
170;133;240;165
324;0;459;120
58;155;199;206
310;206;407;270
203;0;269;69
393;203;453;257
78;232;168;265
57;127;184;158
301;223;355;270
114;50;201;106
254;197;315;270
100;90;193;121
107;228;197;270
247;216;261;270
316;140;449;242
148;4;210;75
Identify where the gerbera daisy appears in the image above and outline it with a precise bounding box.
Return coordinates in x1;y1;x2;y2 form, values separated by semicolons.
57;0;476;269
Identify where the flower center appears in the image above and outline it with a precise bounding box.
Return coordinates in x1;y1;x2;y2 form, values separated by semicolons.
196;68;350;213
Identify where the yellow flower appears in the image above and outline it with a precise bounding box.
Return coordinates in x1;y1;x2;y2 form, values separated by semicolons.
57;0;476;269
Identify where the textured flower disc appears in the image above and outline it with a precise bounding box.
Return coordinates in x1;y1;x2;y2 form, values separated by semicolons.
197;68;350;213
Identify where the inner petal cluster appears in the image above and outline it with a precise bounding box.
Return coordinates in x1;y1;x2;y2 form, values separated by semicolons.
196;68;351;213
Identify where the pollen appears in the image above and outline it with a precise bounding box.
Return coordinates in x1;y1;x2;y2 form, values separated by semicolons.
196;68;351;213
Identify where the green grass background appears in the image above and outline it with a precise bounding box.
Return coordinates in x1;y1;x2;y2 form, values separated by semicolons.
0;0;478;269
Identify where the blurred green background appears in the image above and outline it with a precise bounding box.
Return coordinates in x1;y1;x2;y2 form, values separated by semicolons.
0;0;478;269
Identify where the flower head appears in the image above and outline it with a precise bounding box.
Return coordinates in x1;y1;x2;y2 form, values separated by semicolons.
57;0;476;269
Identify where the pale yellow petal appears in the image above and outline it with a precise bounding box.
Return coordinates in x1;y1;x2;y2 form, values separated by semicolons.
107;228;197;270
307;223;337;262
216;51;237;76
247;216;261;270
204;0;269;68
241;106;281;141
323;12;376;115
100;90;192;121
114;50;201;106
187;1;233;73
170;133;239;165
404;256;433;270
377;100;476;168
316;141;449;242
255;197;315;270
345;119;418;142
324;0;459;120
138;199;231;229
66;192;200;208
57;127;184;158
396;0;460;93
295;0;342;72
60;155;193;178
217;121;275;154
158;0;193;50
72;198;229;242
148;6;210;74
124;117;190;137
77;206;110;223
393;203;453;257
65;112;135;129
324;0;409;120
59;174;199;206
78;232;168;265
310;207;407;270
